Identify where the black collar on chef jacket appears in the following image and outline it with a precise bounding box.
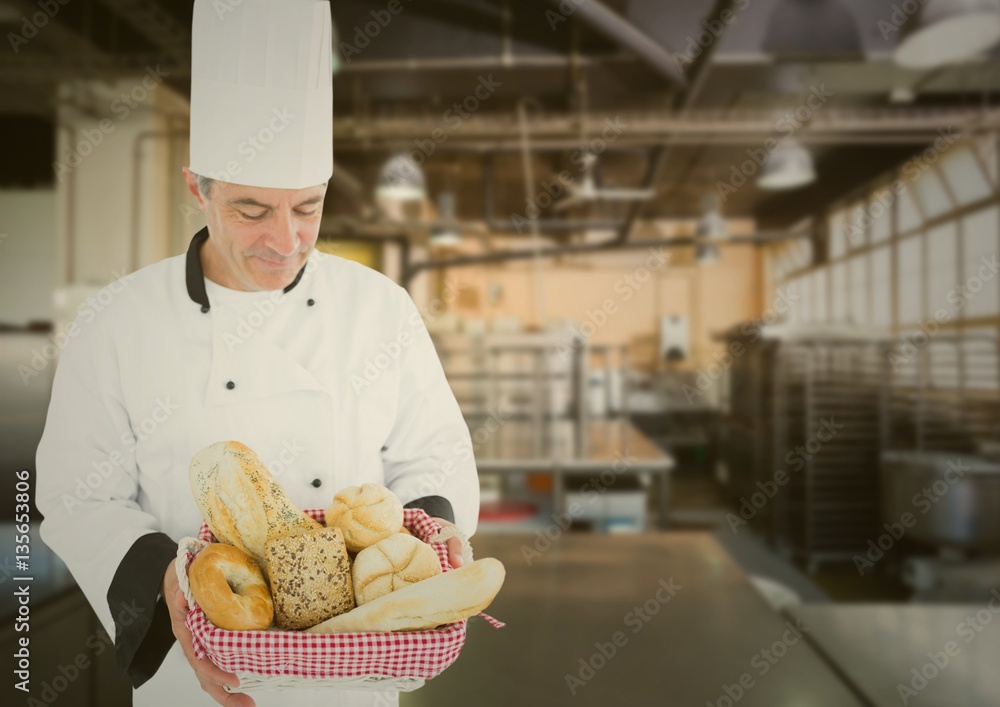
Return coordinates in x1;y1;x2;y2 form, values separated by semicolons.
185;226;307;313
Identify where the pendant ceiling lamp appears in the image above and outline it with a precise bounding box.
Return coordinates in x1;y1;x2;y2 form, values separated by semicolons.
376;153;427;202
429;192;464;247
758;140;816;190
695;194;725;264
893;0;1000;68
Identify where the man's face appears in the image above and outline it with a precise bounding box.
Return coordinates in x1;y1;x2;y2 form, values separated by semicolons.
184;167;327;291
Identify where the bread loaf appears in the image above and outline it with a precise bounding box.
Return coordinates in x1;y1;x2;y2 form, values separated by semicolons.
326;484;403;552
306;557;505;633
189;441;321;563
265;526;355;630
352;533;441;605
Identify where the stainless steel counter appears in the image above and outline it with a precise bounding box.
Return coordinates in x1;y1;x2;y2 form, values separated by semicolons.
785;604;1000;707
472;420;674;528
402;533;868;707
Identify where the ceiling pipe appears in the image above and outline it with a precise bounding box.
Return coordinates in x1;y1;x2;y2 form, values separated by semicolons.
616;0;740;246
397;0;742;283
402;232;803;285
541;0;687;89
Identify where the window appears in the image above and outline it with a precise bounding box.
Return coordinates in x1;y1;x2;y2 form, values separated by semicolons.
897;235;923;326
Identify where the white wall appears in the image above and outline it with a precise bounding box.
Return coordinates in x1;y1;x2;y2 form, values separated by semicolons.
0;190;58;326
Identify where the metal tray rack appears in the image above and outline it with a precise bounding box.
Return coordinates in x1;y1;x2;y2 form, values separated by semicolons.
770;339;890;570
720;325;891;570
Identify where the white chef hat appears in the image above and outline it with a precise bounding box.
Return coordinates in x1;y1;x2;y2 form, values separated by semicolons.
189;0;333;190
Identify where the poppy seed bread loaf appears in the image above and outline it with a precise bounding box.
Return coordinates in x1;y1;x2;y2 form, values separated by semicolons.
188;440;321;564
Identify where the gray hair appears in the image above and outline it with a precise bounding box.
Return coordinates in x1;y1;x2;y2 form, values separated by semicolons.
193;172;215;198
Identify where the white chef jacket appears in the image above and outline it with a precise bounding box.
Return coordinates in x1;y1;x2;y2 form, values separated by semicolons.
34;230;479;707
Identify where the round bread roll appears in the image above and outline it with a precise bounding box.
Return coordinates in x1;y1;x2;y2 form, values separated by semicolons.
352;533;442;605
326;484;404;552
189;543;274;631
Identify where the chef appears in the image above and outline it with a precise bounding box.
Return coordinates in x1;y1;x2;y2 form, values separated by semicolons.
34;1;479;706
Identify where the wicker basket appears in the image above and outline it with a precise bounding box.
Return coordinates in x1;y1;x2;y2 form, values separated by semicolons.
175;508;501;693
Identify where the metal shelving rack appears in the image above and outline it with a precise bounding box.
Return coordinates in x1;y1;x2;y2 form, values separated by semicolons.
721;325;892;571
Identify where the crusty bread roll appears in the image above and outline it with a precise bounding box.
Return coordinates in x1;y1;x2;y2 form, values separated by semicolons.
265;526;355;630
352;533;441;605
306;557;505;633
326;484;403;552
189;441;321;563
189;543;273;631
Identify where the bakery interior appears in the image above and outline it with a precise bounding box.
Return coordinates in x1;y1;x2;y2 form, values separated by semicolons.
3;0;1000;705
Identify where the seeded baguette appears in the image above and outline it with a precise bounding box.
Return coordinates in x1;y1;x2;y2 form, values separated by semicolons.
189;440;321;563
305;557;505;633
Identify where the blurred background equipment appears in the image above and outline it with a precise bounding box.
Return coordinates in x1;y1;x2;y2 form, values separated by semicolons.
4;0;1000;704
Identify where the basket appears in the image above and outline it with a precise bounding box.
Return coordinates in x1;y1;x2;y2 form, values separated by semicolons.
175;508;503;693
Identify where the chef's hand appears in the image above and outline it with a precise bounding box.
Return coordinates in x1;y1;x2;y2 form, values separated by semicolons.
163;558;255;707
431;518;466;568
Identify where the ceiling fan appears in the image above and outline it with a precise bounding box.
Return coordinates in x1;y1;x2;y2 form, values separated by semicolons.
552;152;656;212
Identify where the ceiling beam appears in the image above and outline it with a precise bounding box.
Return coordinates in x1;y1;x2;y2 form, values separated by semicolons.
5;0;107;57
615;0;740;243
541;0;686;89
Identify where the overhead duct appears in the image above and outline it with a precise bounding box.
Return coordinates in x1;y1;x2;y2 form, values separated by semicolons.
400;0;742;283
615;0;740;246
541;0;687;89
763;0;862;56
402;231;805;285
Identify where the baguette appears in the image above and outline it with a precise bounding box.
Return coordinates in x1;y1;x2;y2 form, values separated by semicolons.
189;441;321;563
305;557;505;633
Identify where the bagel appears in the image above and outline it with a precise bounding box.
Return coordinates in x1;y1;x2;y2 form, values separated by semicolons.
189;543;274;631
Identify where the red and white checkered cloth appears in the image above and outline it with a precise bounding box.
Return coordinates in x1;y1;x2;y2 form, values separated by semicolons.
181;508;503;680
